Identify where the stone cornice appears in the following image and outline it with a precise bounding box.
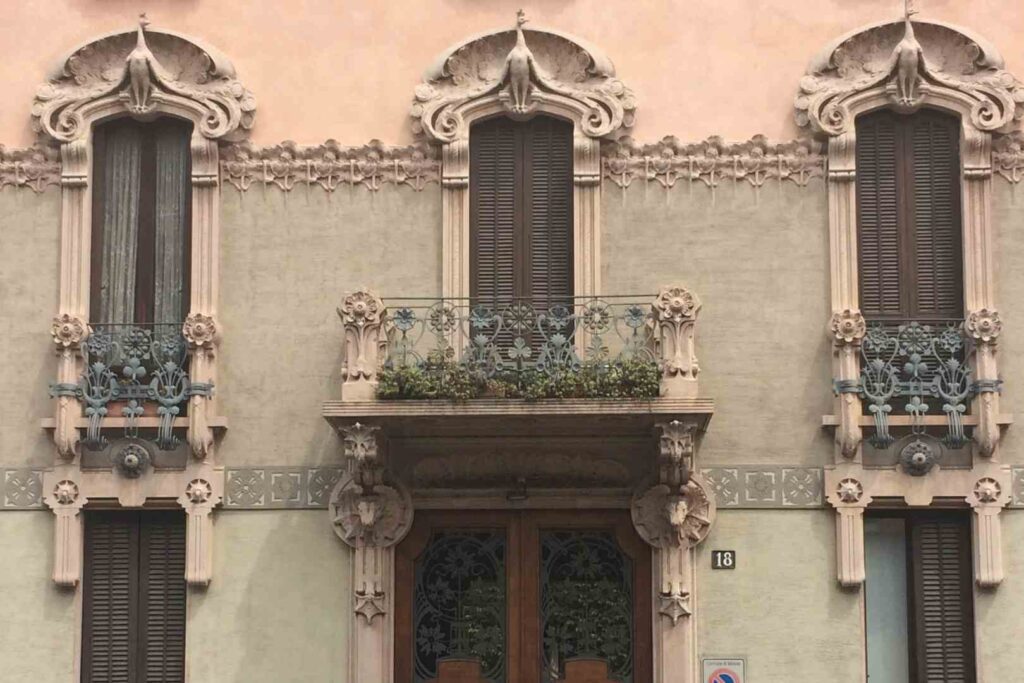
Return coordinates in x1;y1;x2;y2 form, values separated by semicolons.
602;136;826;189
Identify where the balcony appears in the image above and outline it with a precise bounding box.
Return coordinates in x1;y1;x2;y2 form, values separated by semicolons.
323;288;713;443
47;322;215;453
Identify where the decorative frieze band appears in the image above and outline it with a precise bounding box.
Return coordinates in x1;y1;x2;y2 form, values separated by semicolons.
602;136;826;189
0;146;60;193
219;141;441;192
6;465;1024;509
994;131;1024;183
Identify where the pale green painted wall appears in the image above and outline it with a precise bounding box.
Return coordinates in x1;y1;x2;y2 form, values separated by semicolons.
603;181;834;466
186;511;351;682
217;185;441;467
975;509;1024;682
992;182;1024;464
696;509;864;680
0;190;60;468
0;513;77;682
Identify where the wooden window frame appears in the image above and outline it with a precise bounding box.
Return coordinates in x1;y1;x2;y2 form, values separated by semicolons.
395;509;652;683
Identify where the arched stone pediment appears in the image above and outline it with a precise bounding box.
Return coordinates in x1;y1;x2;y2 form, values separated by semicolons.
795;17;1024;136
411;12;635;142
32;16;256;143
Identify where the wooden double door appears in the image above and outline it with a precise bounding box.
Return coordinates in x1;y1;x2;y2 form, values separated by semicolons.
395;510;652;683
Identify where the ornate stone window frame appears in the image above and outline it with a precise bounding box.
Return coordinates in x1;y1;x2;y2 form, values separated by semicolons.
37;17;255;587
795;15;1022;588
410;12;636;305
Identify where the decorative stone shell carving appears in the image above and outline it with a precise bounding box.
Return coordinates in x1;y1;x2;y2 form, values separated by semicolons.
32;16;255;143
411;16;635;142
795;19;1024;136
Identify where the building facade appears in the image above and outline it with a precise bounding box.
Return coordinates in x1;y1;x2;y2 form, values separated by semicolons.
2;1;1024;681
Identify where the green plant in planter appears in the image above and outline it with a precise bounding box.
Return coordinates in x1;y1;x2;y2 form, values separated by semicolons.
377;357;660;401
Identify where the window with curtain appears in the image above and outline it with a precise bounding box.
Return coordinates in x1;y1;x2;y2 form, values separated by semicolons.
90;117;192;325
864;512;976;682
470;115;574;307
82;510;186;683
855;109;963;321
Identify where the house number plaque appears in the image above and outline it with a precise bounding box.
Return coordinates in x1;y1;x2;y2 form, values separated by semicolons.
711;550;736;569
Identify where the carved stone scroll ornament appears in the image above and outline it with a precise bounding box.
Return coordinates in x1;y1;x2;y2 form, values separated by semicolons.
411;11;635;143
32;14;256;144
795;16;1024;137
651;287;702;398
338;291;386;401
602;136;825;189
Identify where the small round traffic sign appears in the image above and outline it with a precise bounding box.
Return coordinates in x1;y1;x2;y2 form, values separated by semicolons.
708;668;740;683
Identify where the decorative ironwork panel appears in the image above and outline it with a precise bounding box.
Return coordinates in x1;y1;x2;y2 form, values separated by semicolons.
858;321;978;449
413;530;507;683
49;323;209;450
380;296;659;400
540;531;633;683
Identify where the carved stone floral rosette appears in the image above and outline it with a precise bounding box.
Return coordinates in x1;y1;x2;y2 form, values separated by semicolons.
830;309;866;345
965;308;1002;343
795;18;1024;137
411;13;635;142
651;286;702;398
338;291;386;401
50;314;89;349
182;313;219;350
32;16;256;143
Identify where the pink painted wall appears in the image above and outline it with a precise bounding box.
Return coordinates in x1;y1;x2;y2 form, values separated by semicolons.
5;0;1024;146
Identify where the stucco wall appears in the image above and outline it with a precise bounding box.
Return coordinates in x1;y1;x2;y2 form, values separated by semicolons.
186;511;350;682
696;509;864;680
992;182;1024;464
603;180;834;466
217;184;441;467
0;513;77;682
0;190;60;468
975;510;1024;682
2;0;1023;147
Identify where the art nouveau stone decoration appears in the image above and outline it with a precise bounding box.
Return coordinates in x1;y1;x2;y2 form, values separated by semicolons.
994;131;1024;182
338;291;386;402
652;287;702;398
603;136;825;188
220;140;440;192
795;15;1024;137
417;14;631;304
0;145;61;192
631;420;716;682
32;15;255;143
329;423;412;683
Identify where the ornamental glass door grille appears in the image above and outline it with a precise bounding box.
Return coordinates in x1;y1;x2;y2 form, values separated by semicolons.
395;510;652;683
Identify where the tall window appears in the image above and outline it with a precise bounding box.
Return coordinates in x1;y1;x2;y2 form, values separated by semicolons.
856;109;963;320
395;511;651;683
470;115;573;306
864;512;976;682
82;510;186;683
90;117;192;325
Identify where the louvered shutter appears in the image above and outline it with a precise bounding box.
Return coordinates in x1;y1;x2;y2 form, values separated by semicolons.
139;512;187;682
857;111;904;317
471;117;519;306
910;111;963;318
83;512;139;683
525;116;574;307
911;515;976;682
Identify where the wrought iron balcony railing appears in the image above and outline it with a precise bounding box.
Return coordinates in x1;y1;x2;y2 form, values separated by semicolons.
49;323;211;450
854;320;983;449
337;288;703;402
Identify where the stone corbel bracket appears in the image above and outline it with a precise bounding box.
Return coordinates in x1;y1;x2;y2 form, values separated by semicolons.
825;463;1012;588
338;291;387;402
795;18;1024;138
829;310;867;459
329;422;413;683
631;420;715;683
42;454;224;587
652;286;702;399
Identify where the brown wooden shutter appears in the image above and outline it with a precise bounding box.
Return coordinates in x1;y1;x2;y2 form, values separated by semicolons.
910;514;976;682
139;511;187;682
471;117;519;305
83;511;139;683
910;111;963;318
525;116;574;307
857;111;904;318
